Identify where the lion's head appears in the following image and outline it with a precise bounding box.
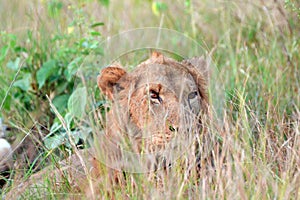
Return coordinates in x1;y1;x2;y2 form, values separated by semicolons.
97;52;209;153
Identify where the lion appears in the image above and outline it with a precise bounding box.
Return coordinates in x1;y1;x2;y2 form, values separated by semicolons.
96;51;209;167
4;51;209;199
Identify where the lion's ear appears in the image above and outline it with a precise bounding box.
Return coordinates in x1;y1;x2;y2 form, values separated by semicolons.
97;65;127;100
181;56;209;80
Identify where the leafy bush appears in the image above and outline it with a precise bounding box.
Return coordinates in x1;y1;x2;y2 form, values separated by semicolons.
0;1;104;150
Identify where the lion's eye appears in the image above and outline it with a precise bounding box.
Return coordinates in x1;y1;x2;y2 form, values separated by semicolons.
114;83;124;92
187;91;200;112
149;90;162;104
188;91;198;99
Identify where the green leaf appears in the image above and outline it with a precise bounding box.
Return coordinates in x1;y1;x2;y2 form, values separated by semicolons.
13;73;32;91
90;22;105;28
68;87;87;118
7;57;20;71
49;121;62;134
65;57;83;81
65;130;80;149
52;94;70;114
0;45;9;62
64;112;74;130
78;127;92;141
37;59;58;89
44;132;67;149
65;128;92;148
55;81;69;95
90;31;101;36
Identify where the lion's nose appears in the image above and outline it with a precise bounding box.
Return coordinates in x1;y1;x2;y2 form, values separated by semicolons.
169;125;178;132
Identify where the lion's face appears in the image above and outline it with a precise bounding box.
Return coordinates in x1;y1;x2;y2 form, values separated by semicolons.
98;52;208;152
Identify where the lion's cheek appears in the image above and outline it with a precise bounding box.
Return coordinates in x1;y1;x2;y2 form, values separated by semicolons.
129;98;150;130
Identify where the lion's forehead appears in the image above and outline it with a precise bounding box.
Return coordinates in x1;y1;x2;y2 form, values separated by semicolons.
131;63;198;94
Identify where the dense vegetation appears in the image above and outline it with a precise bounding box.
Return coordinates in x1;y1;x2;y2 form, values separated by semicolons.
0;0;299;199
